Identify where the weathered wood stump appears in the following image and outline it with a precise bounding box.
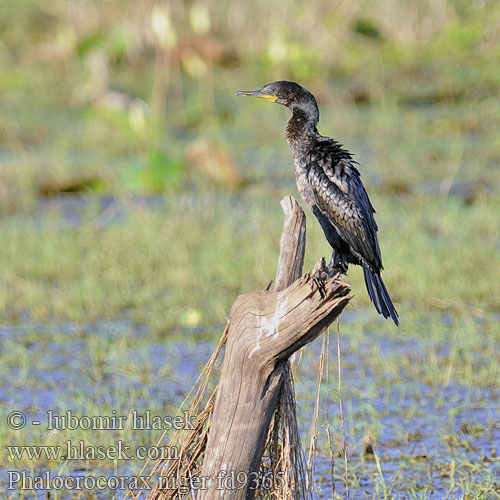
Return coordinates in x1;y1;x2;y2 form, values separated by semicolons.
199;196;351;500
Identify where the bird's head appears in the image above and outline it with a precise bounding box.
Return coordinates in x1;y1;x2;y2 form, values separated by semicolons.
235;81;319;123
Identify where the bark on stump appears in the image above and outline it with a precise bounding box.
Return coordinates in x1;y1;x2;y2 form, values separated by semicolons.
199;196;351;500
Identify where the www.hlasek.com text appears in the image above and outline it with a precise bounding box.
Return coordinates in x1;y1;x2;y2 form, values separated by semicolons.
7;442;179;462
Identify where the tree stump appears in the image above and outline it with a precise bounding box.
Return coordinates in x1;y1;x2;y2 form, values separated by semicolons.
198;196;351;500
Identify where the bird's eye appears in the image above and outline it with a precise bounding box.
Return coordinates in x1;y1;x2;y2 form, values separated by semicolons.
268;88;274;94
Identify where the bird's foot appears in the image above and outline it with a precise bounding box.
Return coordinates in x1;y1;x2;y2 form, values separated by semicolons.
328;255;348;275
327;264;347;278
311;258;330;298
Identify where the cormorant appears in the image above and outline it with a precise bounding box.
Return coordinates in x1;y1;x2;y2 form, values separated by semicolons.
236;81;399;325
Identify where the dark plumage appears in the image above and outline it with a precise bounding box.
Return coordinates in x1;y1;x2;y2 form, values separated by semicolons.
236;81;399;325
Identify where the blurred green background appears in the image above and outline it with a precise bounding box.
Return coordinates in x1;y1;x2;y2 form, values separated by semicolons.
1;2;500;497
0;0;499;329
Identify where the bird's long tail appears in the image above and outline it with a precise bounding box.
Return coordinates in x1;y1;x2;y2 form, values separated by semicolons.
363;267;399;326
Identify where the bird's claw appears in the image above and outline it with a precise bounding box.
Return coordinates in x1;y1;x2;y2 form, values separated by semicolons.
312;274;327;298
326;264;344;278
328;259;348;275
311;258;330;298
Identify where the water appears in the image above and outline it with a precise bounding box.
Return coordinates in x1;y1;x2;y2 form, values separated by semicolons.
295;333;500;498
1;322;498;499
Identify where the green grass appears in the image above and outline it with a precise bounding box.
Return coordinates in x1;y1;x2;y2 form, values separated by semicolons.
1;184;497;498
1;0;500;202
0;0;499;497
0;189;498;332
1;304;498;498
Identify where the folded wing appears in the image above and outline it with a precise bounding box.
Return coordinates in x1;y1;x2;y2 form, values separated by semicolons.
307;158;382;271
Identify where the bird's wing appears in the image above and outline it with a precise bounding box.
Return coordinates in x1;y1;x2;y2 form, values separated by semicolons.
308;157;382;270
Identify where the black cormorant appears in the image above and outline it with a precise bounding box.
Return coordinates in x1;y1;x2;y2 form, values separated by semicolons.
236;81;399;325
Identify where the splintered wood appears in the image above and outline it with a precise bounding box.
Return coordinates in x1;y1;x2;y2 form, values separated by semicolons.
199;196;351;500
137;196;351;500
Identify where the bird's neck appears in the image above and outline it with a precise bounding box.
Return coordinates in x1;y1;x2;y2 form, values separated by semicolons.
286;105;319;147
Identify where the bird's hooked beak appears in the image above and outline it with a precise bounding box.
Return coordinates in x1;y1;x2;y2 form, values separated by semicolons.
235;89;277;102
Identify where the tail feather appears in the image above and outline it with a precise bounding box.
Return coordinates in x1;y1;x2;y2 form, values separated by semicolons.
363;267;399;326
